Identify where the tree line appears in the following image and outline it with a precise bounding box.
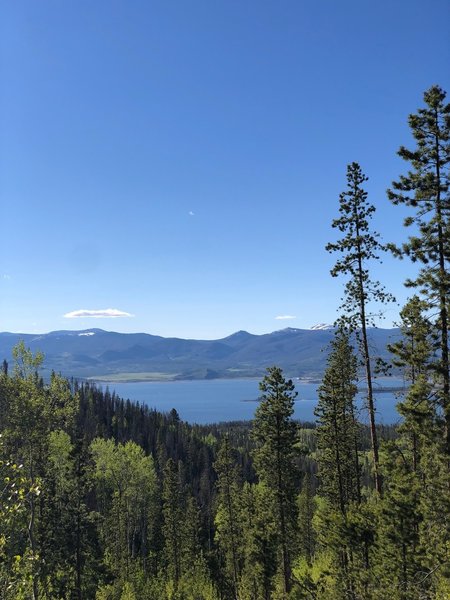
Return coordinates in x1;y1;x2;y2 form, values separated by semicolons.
0;84;449;599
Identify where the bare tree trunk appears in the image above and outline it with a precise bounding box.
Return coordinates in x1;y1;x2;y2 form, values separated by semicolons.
434;126;450;453
357;249;382;494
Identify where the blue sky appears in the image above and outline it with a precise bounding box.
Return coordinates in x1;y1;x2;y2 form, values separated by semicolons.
1;0;449;339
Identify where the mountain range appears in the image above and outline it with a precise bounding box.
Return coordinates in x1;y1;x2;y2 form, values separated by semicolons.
0;327;402;382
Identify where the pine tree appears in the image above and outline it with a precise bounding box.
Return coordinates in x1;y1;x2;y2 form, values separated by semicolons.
162;458;184;588
386;294;450;597
239;482;278;600
326;162;394;494
214;435;243;599
376;442;423;600
387;85;450;452
314;330;370;599
251;366;299;597
417;438;450;597
375;295;445;599
315;330;361;514
388;296;436;470
297;473;316;566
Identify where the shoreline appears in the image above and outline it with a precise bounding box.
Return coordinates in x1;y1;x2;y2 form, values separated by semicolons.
88;374;407;394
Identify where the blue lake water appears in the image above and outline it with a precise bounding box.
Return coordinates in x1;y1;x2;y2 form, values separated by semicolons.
103;378;405;425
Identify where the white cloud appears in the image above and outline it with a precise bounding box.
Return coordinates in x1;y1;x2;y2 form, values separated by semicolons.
188;211;195;216
64;308;134;319
2;274;11;280
275;315;296;320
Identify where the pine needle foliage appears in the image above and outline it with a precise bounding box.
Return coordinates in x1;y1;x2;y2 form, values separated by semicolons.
387;85;450;452
252;366;299;597
326;162;395;494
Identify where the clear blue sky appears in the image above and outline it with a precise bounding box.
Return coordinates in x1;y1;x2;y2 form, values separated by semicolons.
1;0;449;339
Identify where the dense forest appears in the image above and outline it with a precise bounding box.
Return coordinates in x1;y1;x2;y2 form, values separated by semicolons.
1;86;449;599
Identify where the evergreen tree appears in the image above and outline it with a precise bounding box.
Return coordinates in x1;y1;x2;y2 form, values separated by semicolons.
161;458;186;590
39;431;84;598
251;366;299;597
388;296;436;470
384;295;450;598
297;473;316;566
315;330;361;512
314;330;367;598
214;435;243;599
239;482;278;600
376;443;423;600
387;85;450;452
417;438;450;597
388;296;435;382
326;162;394;494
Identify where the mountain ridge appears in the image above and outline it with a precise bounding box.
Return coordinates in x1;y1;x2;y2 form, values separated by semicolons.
0;327;401;381
0;326;400;381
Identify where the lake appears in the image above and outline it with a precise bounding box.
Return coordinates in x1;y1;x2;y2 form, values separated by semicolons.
103;378;405;425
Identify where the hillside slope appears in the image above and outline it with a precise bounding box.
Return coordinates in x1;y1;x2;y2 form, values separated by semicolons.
0;327;401;381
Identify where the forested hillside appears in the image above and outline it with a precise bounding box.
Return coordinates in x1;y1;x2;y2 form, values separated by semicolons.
0;353;401;599
1;87;449;599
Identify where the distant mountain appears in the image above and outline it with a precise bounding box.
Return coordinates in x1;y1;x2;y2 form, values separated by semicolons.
0;327;402;382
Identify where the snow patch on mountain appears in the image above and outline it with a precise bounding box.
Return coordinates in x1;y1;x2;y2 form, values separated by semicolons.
271;327;302;335
310;323;334;331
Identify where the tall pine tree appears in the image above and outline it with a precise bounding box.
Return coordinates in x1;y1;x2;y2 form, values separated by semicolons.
315;330;370;599
387;85;450;452
315;330;361;513
251;367;299;597
387;296;436;471
326;162;394;494
214;435;243;599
